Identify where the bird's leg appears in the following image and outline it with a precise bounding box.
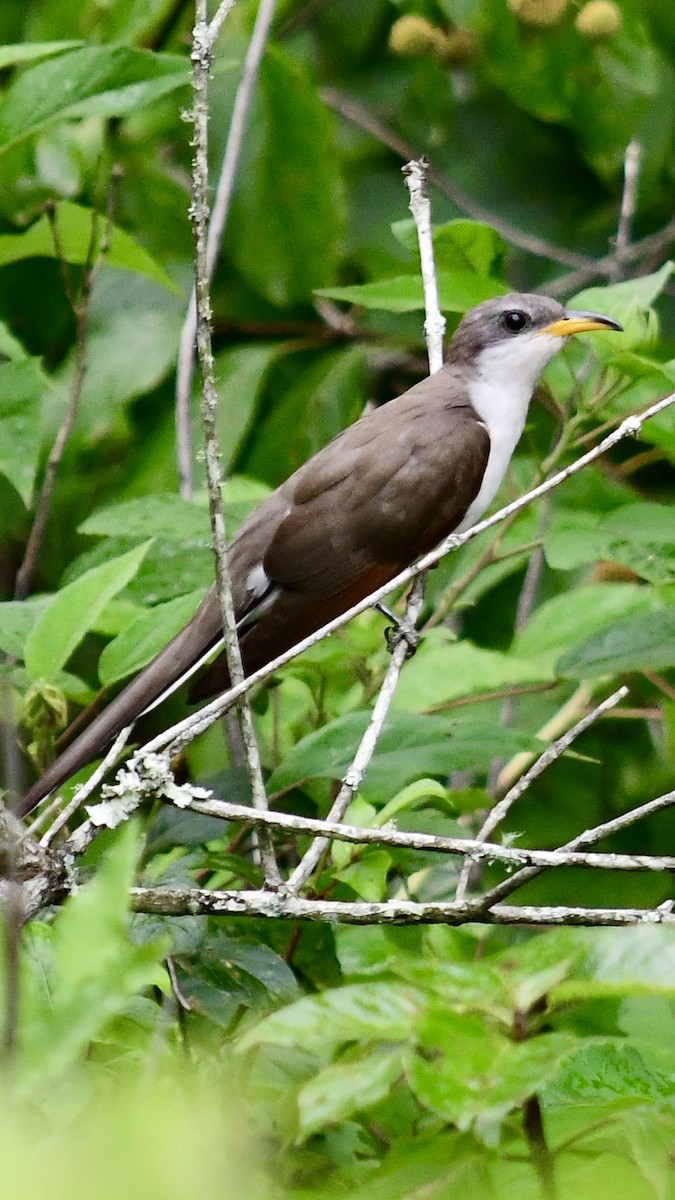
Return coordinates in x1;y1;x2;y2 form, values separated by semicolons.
374;602;421;659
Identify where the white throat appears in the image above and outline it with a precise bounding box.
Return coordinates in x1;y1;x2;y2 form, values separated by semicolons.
457;332;563;532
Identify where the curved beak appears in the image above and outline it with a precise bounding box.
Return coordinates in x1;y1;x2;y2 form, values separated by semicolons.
540;309;623;337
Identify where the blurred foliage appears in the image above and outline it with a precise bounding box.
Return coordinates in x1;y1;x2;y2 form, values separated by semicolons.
1;0;675;1196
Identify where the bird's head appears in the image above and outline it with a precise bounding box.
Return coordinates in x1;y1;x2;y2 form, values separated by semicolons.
448;292;622;390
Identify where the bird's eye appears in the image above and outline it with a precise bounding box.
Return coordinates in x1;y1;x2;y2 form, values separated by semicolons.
501;310;529;333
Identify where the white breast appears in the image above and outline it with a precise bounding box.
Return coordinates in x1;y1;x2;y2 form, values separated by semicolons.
456;331;563;532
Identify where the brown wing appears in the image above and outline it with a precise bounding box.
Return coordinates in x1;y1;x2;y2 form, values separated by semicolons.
261;379;490;600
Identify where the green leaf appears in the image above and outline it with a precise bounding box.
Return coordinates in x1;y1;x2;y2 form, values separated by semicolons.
214;342;289;473
267;711;538;803
98;588;206;686
0;41;83;70
599;503;675;585
410;1007;575;1139
543;1040;674;1107
0;201;176;291
390;218;506;278
24;540;152;681
0;597;50;658
0;45;189;154
236;982;421;1056
297;1049;406;1138
317;269;506;313
0;320;29;362
80;494;210;541
393;630;548;710
0;358;49;503
558;606;675;678
571;263;674;358
229;45;344;306
513;584;663;674
335;849;392;902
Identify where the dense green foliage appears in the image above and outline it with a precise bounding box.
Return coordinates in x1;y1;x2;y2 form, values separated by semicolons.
1;0;675;1196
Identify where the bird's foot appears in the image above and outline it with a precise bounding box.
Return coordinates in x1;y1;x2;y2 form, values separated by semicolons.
375;603;420;659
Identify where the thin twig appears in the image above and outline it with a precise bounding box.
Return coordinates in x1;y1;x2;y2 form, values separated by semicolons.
139;790;675;874
207;0;239;46
176;0;277;497
403;158;445;371
14;180;120;599
38;724;133;847
321;89;594;271
287;575;427;893
545;213;675;299
190;3;280;887
454;687;628;902
613;139;642;279
287;158;442;893
130;390;675;764
479;787;675;910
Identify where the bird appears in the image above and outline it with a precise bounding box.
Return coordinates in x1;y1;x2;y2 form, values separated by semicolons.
18;293;621;815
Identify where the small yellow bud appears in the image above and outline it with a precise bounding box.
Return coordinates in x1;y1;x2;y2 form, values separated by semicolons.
389;15;443;57
508;0;569;28
575;0;622;39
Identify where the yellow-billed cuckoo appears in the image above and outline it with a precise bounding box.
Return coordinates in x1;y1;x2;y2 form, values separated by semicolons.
19;293;621;814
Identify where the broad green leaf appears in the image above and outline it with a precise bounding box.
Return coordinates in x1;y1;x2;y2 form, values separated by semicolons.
229;45;344;306
393;630;549;710
98;588;206;686
543;1040;674;1107
0;320;29;361
558;606;675;678
377;779;454;825
297;1049;406;1138
237;982;421;1056
599;503;675;584
335;849;392;902
390;218;506;278
244;346;368;485
0;358;49;503
317;269;506;314
0;597;50;658
544;509;606;570
24;540;152;680
0;46;189;153
513;584;663;673
0;201;176;291
0;41;82;70
410;1007;575;1138
80;495;209;541
571;263;674;358
214;342;288;473
267;711;538;803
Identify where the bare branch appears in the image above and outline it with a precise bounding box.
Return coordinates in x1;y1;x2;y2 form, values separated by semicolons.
287;575;427;893
145;791;675;874
130;885;675;928
190;2;279;887
37;724;133;848
176;0;277;497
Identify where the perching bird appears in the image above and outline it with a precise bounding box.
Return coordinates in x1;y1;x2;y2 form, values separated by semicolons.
18;293;621;814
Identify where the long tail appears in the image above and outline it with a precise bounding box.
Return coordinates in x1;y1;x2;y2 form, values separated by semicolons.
17;590;222;816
